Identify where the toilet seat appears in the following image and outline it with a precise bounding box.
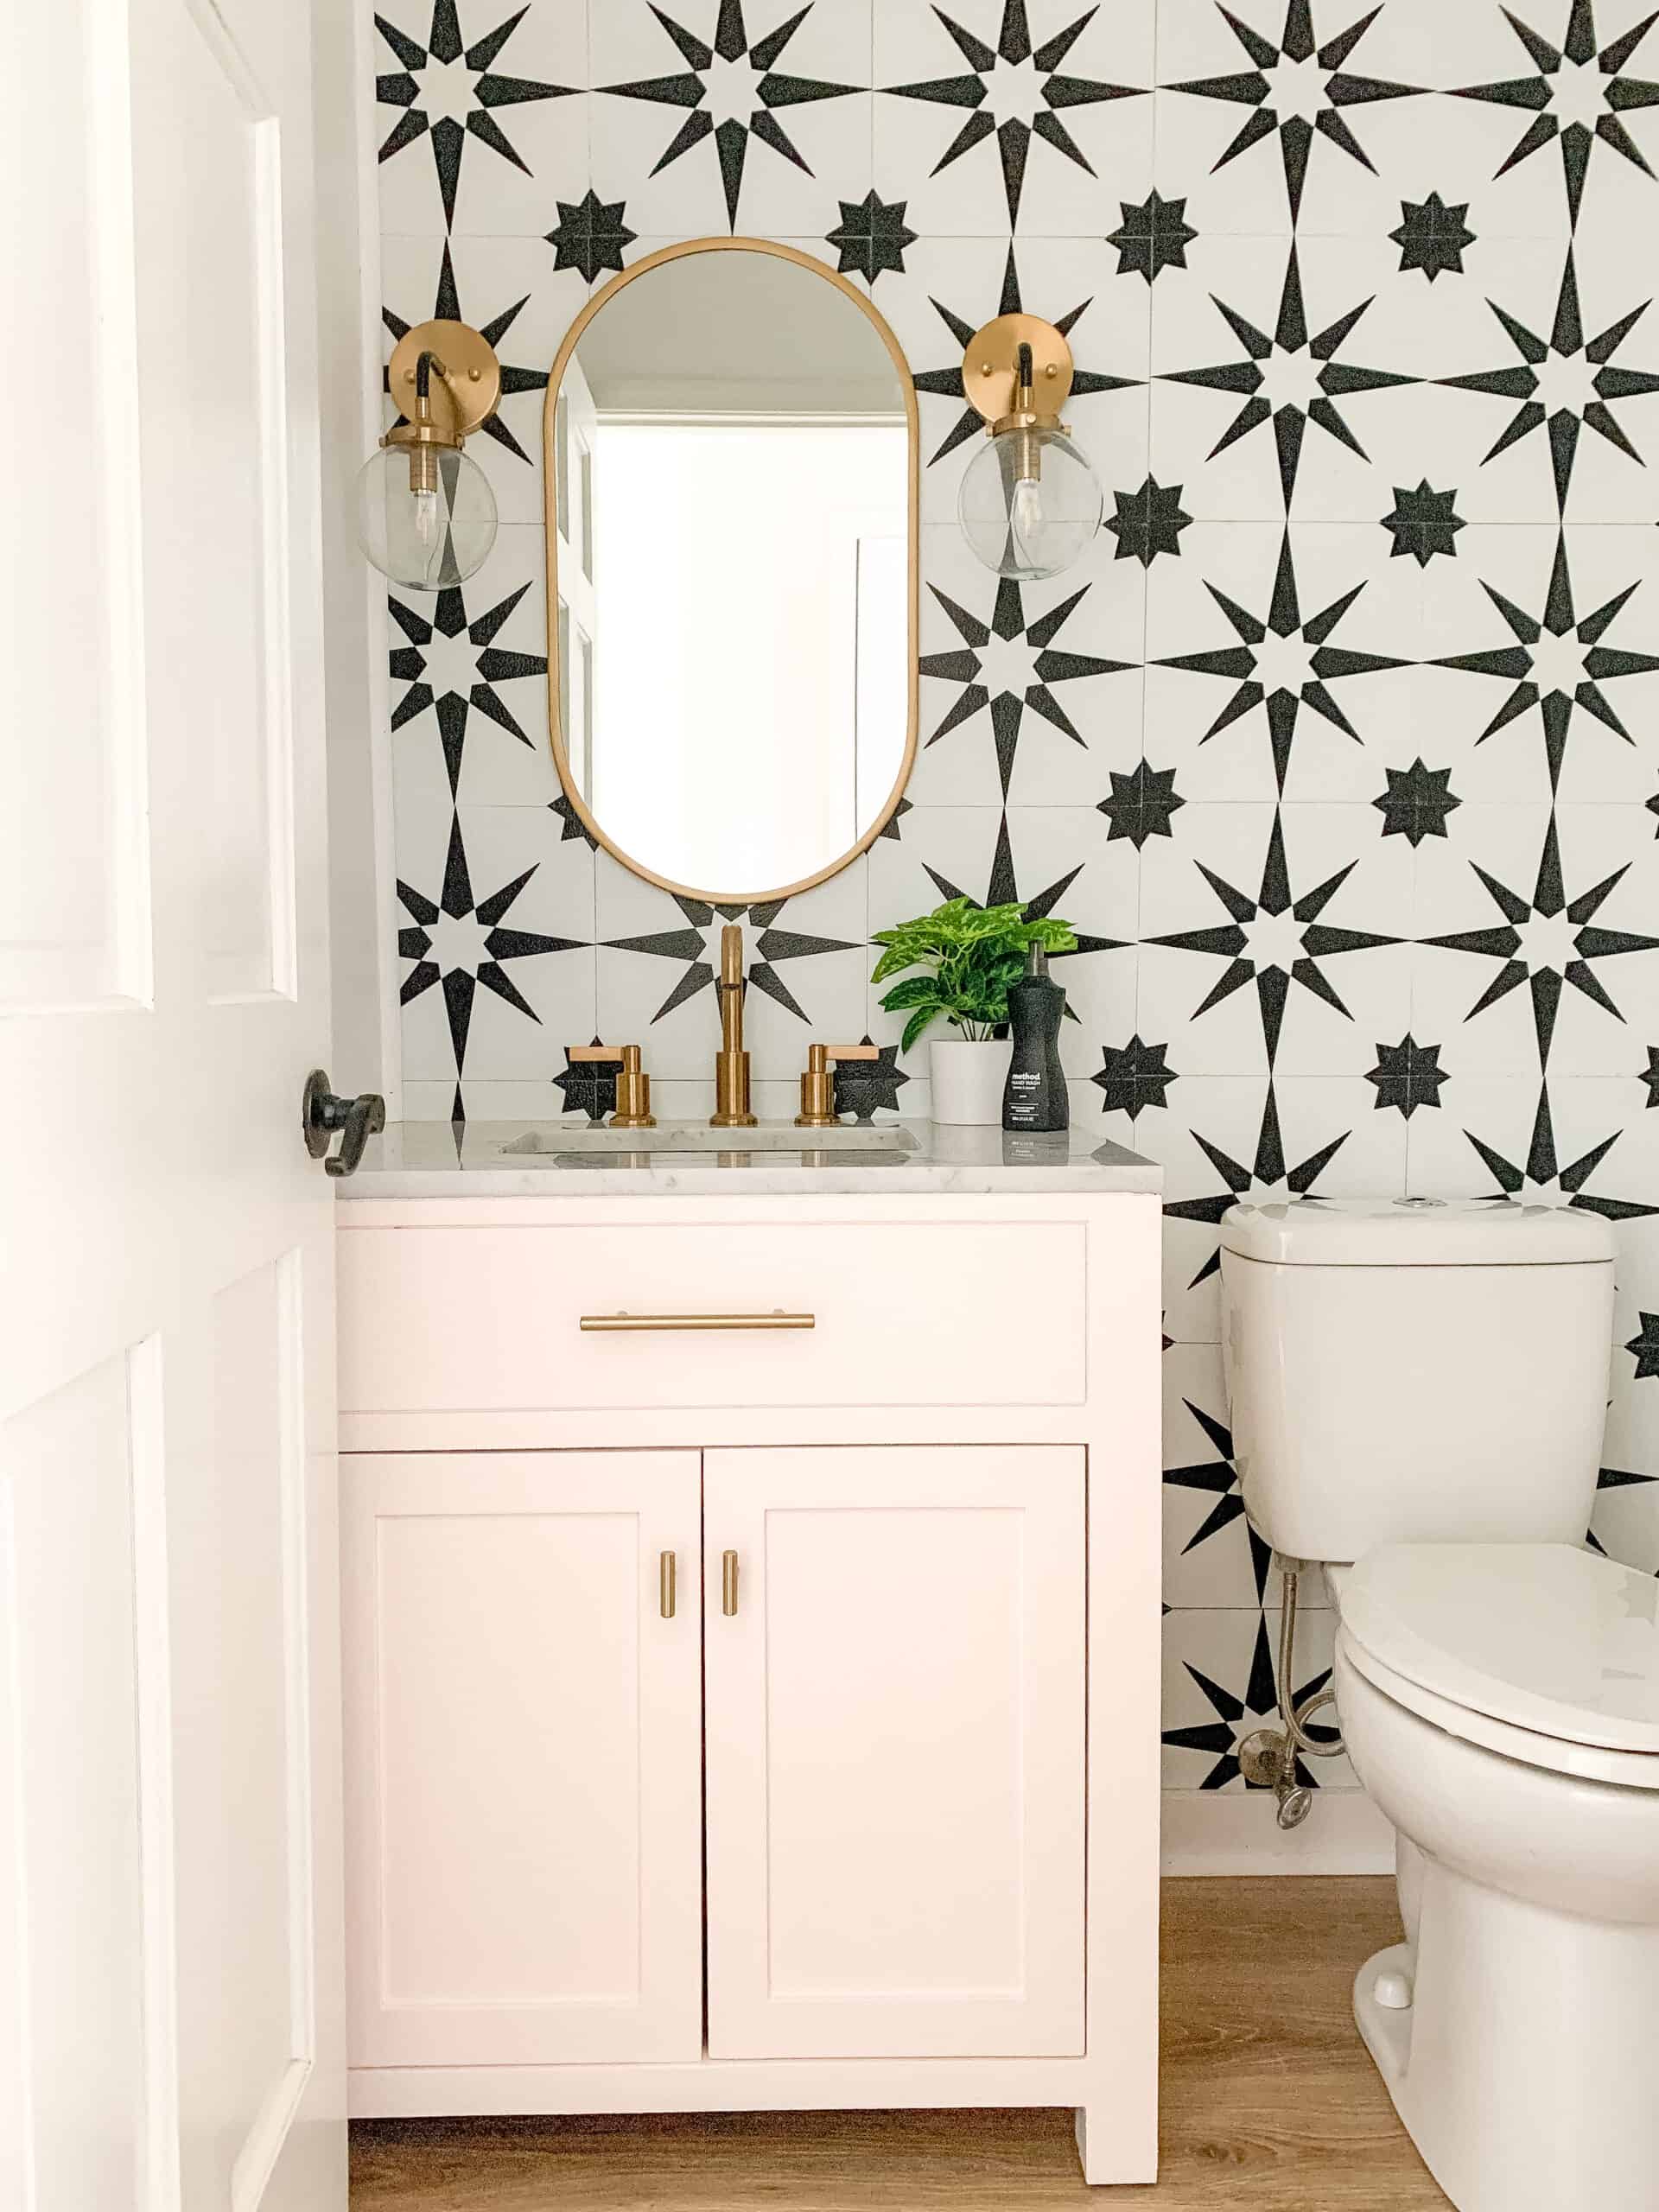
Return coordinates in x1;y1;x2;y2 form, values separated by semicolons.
1337;1542;1659;1789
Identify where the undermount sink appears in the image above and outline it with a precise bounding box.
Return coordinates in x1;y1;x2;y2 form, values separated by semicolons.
498;1121;915;1160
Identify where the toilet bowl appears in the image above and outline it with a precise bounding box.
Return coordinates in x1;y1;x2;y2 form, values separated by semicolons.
1331;1543;1659;2212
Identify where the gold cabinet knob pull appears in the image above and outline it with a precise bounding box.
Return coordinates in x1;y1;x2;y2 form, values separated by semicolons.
659;1550;677;1620
721;1549;739;1618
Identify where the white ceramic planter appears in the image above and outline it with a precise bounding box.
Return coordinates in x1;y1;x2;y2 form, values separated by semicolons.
930;1036;1012;1126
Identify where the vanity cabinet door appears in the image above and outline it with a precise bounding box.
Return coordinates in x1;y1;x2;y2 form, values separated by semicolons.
703;1446;1086;2061
342;1452;702;2067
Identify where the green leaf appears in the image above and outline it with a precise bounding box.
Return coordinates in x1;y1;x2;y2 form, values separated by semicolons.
870;945;913;986
878;976;945;1012
900;1005;942;1052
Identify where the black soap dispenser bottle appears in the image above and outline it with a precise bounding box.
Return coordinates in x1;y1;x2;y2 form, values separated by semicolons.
1002;945;1070;1133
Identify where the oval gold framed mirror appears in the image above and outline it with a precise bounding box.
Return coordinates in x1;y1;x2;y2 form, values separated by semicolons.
543;238;919;906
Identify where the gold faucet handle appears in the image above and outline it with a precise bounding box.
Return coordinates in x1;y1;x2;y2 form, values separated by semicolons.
569;1043;655;1129
796;1043;880;1128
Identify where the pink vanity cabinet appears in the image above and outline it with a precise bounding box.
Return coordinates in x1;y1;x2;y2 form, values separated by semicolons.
334;1176;1160;2187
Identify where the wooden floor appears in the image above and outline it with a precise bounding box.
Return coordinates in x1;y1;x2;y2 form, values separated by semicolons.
351;1877;1448;2209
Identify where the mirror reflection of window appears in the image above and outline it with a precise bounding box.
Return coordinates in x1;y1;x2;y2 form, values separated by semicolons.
589;421;906;890
556;250;911;898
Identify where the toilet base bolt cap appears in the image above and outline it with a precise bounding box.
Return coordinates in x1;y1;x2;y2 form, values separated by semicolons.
1375;1968;1414;2011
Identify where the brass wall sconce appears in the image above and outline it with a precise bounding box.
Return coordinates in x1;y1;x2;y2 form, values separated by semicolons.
957;314;1103;582
357;318;502;591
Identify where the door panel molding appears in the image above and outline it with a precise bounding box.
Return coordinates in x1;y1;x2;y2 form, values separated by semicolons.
704;1445;1087;2062
343;1452;704;2069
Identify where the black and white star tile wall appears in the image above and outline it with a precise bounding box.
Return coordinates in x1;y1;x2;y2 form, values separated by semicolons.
373;0;1659;1817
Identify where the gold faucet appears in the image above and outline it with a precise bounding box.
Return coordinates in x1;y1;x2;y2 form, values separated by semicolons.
710;924;757;1128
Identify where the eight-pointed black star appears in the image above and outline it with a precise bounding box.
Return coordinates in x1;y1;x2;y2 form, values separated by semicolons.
1465;1080;1659;1221
1374;759;1461;846
1391;192;1477;281
598;0;861;232
1166;1609;1338;1791
1105;475;1193;566
1160;240;1416;512
1381;481;1465;566
388;580;549;799
882;0;1147;231
826;191;918;283
1366;1034;1448;1119
912;247;1141;469
1094;1035;1178;1119
921;577;1135;800
1108;190;1198;283
1628;1311;1659;1378
1440;245;1659;513
1452;0;1659;232
1166;1397;1275;1604
603;894;856;1027
544;190;637;284
1156;529;1409;795
385;239;549;469
376;3;578;231
1164;0;1423;227
1422;810;1659;1070
1433;532;1659;791
1146;809;1399;1068
1164;1083;1350;1287
398;815;587;1073
1098;760;1185;848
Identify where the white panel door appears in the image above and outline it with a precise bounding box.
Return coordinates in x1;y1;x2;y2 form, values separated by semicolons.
1;3;341;2209
343;1452;703;2067
704;1446;1087;2061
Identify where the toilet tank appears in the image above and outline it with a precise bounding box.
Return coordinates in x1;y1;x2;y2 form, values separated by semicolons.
1221;1199;1615;1567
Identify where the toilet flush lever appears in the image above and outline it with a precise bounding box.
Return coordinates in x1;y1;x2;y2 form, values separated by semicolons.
302;1070;387;1179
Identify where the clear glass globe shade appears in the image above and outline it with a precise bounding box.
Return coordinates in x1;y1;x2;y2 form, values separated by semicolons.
355;442;498;591
958;425;1103;582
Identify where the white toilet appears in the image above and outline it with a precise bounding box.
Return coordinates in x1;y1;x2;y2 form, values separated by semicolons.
1221;1198;1659;2212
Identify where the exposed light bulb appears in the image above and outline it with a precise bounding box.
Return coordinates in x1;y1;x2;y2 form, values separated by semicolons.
1010;473;1044;567
355;441;498;592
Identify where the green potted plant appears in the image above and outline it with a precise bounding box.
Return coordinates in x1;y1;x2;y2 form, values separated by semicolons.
871;899;1077;1125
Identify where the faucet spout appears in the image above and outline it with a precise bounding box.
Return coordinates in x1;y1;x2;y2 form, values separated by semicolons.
710;924;757;1128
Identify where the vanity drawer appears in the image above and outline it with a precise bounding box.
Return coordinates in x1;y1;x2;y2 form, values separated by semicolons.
338;1220;1085;1414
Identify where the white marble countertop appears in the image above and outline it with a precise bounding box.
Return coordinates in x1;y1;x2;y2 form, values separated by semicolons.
338;1119;1162;1199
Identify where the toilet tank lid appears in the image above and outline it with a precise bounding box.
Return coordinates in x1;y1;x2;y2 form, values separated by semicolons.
1219;1197;1616;1267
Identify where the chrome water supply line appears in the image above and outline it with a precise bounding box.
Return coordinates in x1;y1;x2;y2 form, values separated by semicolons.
1236;1556;1348;1832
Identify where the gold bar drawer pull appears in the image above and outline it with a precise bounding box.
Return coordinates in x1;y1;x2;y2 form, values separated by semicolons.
659;1551;677;1620
721;1549;739;1618
579;1312;815;1333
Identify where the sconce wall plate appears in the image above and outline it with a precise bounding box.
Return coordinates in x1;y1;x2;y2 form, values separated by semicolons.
962;312;1075;435
386;319;502;444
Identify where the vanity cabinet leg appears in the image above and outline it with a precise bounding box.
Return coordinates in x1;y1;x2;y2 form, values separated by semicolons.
1074;2107;1098;2185
1075;2104;1151;2187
